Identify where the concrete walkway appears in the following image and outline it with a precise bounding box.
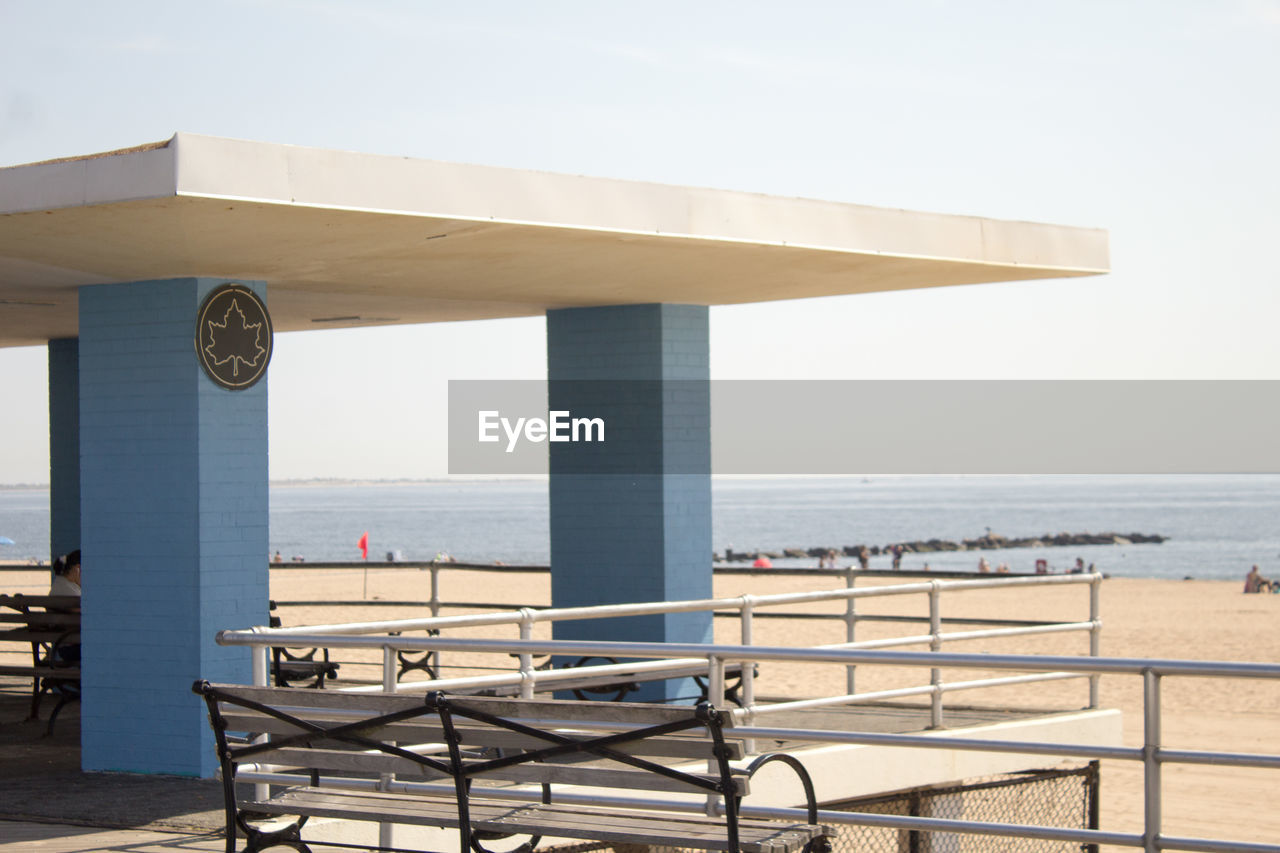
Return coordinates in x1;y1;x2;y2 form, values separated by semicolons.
0;679;231;852
0;821;226;852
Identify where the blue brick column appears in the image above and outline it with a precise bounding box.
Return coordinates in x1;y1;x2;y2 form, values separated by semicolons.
48;338;80;562
547;304;711;702
78;278;268;776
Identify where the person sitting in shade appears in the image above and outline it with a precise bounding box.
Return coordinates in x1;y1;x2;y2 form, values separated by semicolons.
48;549;82;663
1244;565;1273;594
50;549;81;601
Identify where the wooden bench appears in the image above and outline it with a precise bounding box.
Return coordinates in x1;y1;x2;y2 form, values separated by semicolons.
194;681;833;853
0;593;81;735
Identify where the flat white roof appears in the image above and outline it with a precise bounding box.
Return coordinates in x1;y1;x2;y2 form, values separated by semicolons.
0;133;1108;347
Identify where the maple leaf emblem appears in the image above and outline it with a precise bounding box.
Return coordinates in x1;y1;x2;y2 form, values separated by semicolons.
204;299;266;378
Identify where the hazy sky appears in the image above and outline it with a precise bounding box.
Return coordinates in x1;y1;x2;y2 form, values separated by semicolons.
1;1;1277;482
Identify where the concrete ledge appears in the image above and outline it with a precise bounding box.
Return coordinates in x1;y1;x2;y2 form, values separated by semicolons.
750;708;1124;805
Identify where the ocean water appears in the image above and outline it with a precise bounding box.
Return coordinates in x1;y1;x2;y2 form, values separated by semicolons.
2;475;1277;581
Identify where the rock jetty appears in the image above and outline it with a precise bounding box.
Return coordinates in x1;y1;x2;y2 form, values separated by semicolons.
718;531;1166;563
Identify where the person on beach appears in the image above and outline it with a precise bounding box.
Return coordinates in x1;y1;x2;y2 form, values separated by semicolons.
978;556;991;574
857;546;870;570
1244;565;1273;593
891;545;902;571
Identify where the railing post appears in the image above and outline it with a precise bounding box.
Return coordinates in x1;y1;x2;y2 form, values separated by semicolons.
429;563;442;675
1143;668;1162;853
429;563;441;618
381;644;398;693
844;567;857;695
706;653;727;817
250;627;269;688
739;597;756;706
739;596;757;754
929;580;943;729
380;643;398;849
250;627;270;802
1089;575;1102;709
708;653;726;708
518;608;536;699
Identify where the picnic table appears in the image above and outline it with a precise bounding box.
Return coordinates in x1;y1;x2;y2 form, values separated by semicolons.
1;593;80;734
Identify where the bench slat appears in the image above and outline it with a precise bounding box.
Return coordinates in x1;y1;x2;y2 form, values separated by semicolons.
254;746;747;796
210;684;427;714
0;629;76;642
0;595;81;608
459;759;749;796
219;712;743;760
211;684;721;727
254;788;826;853
444;694;731;727
253;746;450;779
0;613;79;626
0;664;80;678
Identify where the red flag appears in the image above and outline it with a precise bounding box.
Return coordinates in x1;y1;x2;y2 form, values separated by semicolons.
357;531;369;561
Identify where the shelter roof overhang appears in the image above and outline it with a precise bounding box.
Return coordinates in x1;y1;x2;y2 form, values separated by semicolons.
0;133;1109;348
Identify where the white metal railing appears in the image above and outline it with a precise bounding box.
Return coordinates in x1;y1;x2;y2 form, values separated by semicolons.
260;571;1104;719
216;629;1280;853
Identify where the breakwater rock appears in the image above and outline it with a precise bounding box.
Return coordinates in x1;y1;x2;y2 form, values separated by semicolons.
719;531;1166;563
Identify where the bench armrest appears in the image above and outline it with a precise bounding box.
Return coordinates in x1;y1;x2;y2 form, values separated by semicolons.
744;752;822;826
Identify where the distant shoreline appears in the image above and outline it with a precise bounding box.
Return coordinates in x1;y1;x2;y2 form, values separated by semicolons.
0;477;550;491
6;473;1276;492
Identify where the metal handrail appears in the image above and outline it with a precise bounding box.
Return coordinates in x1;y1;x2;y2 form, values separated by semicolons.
216;631;1278;680
216;632;1280;852
216;572;1280;850
263;572;1100;635
257;571;1104;717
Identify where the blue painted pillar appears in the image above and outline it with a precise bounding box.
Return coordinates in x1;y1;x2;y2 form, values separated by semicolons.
547;304;711;702
78;278;269;776
48;338;80;562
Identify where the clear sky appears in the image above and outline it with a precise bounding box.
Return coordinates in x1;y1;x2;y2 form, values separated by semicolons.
1;1;1277;482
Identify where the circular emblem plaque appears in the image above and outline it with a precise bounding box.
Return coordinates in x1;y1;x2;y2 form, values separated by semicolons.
195;284;273;390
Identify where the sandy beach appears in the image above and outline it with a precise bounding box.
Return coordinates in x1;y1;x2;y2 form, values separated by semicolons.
4;563;1277;847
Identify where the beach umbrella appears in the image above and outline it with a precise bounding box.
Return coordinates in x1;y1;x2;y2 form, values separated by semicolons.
0;536;15;545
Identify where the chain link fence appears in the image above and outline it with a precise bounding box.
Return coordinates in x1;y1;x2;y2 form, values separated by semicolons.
825;763;1099;853
544;762;1099;853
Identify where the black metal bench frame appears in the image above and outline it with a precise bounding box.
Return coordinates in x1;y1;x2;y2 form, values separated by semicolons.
268;601;339;689
194;681;832;853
